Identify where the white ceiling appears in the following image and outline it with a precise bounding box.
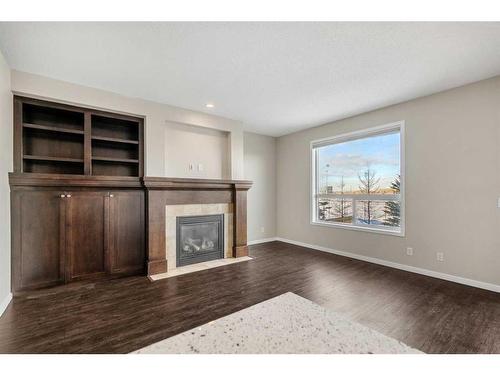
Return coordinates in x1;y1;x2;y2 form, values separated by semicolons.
0;22;500;136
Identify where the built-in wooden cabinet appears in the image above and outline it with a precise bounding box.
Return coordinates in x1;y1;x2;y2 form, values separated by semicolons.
11;188;145;292
14;96;144;177
10;96;146;293
108;191;145;275
65;191;109;282
11;190;66;290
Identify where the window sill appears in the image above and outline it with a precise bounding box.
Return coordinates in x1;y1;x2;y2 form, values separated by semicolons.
310;220;405;237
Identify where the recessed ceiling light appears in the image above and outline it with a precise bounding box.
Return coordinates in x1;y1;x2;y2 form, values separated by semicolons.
205;103;215;108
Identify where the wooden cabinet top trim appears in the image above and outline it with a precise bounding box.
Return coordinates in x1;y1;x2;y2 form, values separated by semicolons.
9;173;252;190
9;172;142;188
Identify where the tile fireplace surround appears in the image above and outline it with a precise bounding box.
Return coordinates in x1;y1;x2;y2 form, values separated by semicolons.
142;177;252;276
166;203;233;270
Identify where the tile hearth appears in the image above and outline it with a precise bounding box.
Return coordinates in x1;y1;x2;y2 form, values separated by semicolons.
149;256;253;281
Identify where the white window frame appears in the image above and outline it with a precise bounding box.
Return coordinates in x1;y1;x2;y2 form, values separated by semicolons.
310;121;405;237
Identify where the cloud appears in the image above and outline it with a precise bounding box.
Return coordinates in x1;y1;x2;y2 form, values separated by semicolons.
322;152;398;177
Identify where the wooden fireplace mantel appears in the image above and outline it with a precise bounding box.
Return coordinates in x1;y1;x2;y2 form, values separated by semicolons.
142;177;252;275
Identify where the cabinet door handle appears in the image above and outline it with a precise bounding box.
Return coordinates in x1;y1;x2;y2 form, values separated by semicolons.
66;194;72;198
60;194;66;198
110;194;114;198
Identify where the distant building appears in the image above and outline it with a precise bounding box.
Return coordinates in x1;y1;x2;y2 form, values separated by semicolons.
326;185;333;193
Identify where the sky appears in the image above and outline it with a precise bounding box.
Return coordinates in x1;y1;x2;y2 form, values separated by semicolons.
317;131;400;193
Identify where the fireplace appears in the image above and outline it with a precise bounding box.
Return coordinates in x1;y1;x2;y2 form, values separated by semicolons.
176;214;224;267
143;177;252;275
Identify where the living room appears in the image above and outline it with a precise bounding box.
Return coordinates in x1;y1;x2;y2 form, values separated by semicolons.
0;2;499;373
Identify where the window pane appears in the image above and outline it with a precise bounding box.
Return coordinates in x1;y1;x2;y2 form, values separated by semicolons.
317;198;353;224
317;131;400;195
355;200;401;228
313;127;403;234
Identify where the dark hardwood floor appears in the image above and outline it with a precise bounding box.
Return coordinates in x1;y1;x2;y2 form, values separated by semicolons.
0;241;499;354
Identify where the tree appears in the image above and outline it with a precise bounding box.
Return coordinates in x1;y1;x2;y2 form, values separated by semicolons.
383;175;401;227
358;167;381;224
317;200;332;221
332;176;352;222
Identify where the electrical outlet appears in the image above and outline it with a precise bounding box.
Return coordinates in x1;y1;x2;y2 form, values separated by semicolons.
260;226;265;234
406;247;413;256
436;252;444;262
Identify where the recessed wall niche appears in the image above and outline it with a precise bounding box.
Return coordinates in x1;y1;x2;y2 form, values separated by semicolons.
164;121;230;179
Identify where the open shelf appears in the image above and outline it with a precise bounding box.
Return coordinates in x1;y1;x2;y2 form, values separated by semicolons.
91;113;141;177
24;127;84;158
15;96;143;177
92;160;139;177
91;115;139;141
92;139;138;160
23;155;84;163
23;158;84;175
92;156;139;163
91;135;139;144
23;103;84;132
24;123;85;135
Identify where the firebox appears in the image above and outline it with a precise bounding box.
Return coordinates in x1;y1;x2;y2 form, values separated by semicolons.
176;214;224;267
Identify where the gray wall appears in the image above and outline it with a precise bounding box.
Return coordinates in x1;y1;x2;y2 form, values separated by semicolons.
0;50;12;313
277;76;500;286
244;132;277;242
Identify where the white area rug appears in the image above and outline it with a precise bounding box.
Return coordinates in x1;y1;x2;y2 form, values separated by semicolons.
149;256;253;281
134;292;422;354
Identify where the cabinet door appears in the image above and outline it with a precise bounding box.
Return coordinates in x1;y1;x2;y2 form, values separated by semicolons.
65;191;109;281
11;190;66;291
109;191;145;275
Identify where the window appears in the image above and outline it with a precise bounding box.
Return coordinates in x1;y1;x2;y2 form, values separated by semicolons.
311;122;404;236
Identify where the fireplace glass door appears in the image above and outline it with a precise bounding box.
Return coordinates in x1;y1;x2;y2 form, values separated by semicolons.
176;214;224;267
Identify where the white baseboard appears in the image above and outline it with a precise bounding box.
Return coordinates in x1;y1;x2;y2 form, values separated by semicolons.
275;237;500;294
248;237;278;245
0;292;12;317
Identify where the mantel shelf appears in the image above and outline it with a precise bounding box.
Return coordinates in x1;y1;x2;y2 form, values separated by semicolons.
142;177;253;190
